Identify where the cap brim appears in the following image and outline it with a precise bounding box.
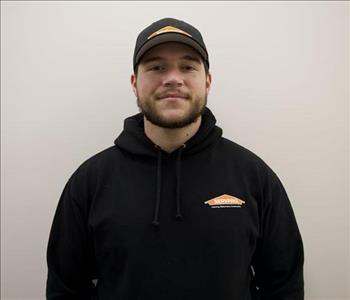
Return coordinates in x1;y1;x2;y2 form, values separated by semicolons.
135;33;208;66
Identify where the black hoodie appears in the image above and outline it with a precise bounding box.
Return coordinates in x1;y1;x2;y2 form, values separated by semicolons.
46;107;304;300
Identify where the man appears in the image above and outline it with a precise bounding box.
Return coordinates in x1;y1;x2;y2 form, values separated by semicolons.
46;18;304;299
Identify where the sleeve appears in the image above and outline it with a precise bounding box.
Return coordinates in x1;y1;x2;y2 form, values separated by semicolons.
251;170;304;300
46;176;98;300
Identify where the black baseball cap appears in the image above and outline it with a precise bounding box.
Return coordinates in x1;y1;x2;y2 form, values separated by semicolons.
133;18;209;72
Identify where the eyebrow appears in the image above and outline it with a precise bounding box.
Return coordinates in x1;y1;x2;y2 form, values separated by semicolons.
182;55;202;64
141;55;202;65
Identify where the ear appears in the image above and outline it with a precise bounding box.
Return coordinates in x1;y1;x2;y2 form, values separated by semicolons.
130;73;137;97
205;72;212;94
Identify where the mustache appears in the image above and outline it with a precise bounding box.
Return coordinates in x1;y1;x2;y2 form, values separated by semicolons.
156;90;190;99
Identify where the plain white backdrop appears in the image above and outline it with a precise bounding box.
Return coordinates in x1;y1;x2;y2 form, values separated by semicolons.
1;1;349;299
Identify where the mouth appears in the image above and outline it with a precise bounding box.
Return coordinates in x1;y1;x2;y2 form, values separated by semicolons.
160;96;187;101
157;94;188;101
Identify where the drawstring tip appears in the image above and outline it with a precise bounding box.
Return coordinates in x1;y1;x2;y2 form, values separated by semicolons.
175;213;183;221
152;220;160;229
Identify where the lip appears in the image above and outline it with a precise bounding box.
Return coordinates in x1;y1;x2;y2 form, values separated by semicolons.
158;94;188;100
159;97;187;104
161;96;186;100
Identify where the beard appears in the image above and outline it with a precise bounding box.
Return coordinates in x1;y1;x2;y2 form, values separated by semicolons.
137;93;207;129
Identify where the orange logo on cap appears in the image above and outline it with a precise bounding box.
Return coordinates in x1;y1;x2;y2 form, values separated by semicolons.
147;26;192;40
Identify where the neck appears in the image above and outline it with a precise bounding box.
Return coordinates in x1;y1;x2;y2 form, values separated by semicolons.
144;116;202;153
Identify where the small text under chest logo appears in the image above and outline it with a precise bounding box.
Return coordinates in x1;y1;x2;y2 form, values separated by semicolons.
205;194;246;208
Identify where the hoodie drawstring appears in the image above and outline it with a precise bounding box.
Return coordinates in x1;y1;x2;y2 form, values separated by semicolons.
152;144;186;229
175;144;186;221
152;146;162;228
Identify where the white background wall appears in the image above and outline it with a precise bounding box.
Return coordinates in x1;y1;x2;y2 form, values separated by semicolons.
1;1;349;299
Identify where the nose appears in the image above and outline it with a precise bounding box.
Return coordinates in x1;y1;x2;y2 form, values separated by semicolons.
162;69;184;88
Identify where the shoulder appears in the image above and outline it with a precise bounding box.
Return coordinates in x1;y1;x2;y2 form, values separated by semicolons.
219;137;269;167
217;136;281;183
67;145;122;185
218;137;290;203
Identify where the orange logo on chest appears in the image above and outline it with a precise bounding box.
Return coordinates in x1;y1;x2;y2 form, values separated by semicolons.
205;194;245;208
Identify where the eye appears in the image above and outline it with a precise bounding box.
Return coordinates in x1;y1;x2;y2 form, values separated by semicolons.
148;65;163;71
183;65;196;71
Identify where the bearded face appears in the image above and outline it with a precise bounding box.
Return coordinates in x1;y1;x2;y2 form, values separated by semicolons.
136;91;208;129
131;42;211;129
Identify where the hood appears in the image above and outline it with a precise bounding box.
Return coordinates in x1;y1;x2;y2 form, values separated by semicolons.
114;107;222;157
114;107;223;230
